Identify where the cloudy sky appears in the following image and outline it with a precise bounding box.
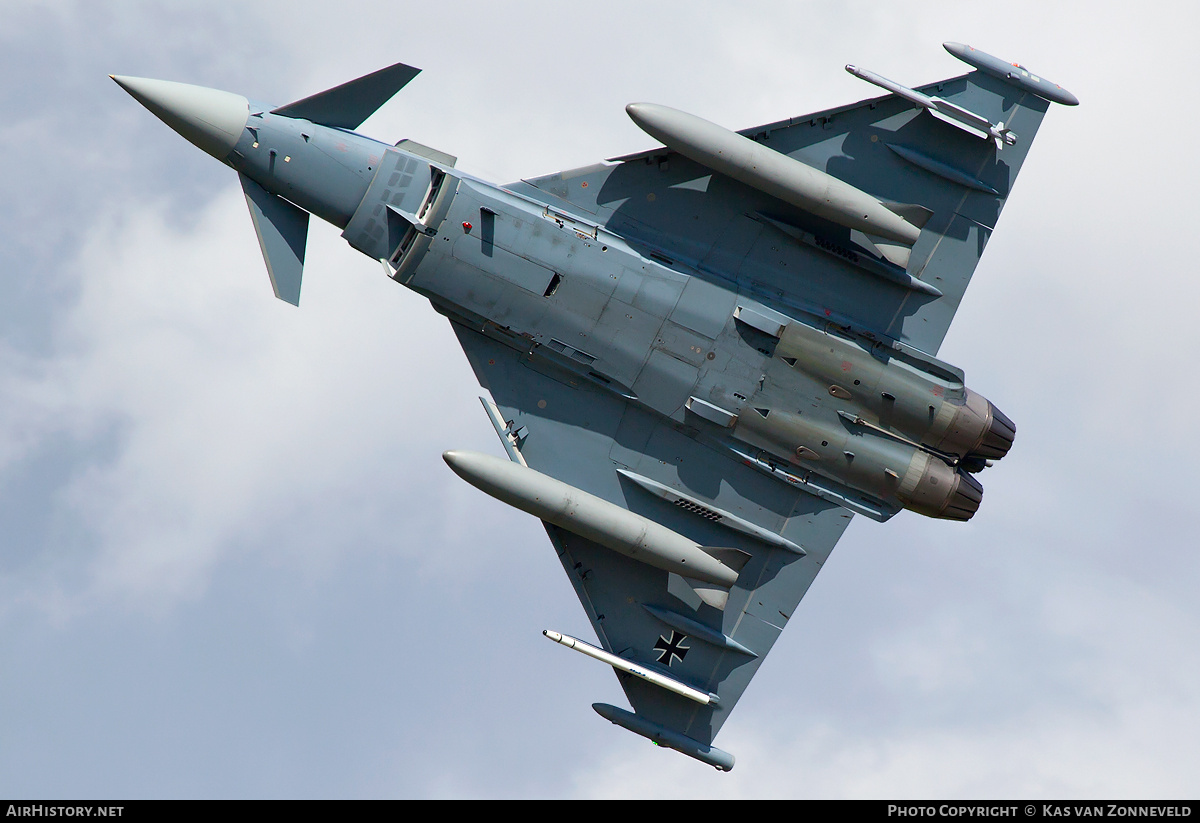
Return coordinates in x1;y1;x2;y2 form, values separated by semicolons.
2;0;1198;799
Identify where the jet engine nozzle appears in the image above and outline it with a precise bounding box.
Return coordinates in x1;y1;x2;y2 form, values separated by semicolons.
111;75;249;162
925;388;1016;462
896;451;984;521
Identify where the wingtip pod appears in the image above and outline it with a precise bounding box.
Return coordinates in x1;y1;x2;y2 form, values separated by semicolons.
943;42;1079;106
592;703;735;771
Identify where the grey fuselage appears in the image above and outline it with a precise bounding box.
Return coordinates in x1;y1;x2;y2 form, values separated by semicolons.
227;110;1009;523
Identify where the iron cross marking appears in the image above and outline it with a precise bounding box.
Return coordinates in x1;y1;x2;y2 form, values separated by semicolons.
654;631;690;666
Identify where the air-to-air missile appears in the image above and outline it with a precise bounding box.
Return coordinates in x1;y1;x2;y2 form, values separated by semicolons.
845;64;1021;148
542;630;714;705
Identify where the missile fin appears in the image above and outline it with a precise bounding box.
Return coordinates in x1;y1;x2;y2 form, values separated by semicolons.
271;62;421;130
240;172;309;306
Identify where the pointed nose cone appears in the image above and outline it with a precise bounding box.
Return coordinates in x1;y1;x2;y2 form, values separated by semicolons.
111;75;249;161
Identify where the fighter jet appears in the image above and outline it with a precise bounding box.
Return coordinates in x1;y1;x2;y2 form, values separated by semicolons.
112;43;1076;771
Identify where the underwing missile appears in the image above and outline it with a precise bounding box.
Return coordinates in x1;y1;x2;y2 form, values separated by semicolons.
625;102;925;253
845;64;1017;148
543;630;713;705
442;450;746;600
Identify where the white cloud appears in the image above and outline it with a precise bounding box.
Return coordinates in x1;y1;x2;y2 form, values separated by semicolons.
2;187;502;616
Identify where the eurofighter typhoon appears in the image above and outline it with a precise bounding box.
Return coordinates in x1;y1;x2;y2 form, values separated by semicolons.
113;43;1076;770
